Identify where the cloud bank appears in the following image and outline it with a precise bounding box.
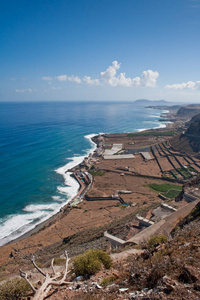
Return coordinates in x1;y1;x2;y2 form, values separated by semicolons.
166;80;200;90
42;61;159;88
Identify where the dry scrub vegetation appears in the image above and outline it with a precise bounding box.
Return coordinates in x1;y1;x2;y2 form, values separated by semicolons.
1;218;200;299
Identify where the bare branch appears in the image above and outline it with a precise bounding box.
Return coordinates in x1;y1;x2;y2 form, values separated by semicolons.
19;269;36;293
61;250;70;283
31;255;46;277
51;258;56;275
51;281;71;286
20;250;71;300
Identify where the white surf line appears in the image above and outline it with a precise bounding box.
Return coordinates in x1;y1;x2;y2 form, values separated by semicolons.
55;133;98;204
0;134;99;247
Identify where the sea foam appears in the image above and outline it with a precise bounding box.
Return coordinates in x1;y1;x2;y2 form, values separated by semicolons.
0;134;97;246
55;134;97;198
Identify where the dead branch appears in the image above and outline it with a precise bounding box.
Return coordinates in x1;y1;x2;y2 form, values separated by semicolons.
51;258;56;275
19;269;36;294
31;255;46;277
20;250;72;300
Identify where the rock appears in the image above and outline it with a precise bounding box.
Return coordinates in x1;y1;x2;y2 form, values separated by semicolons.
184;242;191;247
128;292;137;299
194;282;200;291
179;265;200;283
91;282;102;289
75;283;82;289
128;291;146;299
147;289;153;295
130;273;140;280
119;288;129;293
9;251;14;258
73;275;84;281
112;270;120;278
107;284;119;292
162;275;178;292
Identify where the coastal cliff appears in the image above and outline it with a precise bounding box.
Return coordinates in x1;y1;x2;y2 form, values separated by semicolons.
176;106;200;119
171;113;200;154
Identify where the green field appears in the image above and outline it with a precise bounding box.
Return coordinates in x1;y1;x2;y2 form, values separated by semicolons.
89;170;105;176
177;167;191;178
148;183;182;199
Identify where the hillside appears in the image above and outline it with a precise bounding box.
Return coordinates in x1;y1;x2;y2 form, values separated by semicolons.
186;119;200;136
187;113;200;126
170;114;200;154
176;106;200;120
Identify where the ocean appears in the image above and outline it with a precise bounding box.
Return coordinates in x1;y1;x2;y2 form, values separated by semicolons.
0;101;169;246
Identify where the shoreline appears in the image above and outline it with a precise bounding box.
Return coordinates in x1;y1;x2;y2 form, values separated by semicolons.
3;108;173;246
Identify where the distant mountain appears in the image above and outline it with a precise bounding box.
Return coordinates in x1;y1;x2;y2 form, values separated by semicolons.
133;99;169;106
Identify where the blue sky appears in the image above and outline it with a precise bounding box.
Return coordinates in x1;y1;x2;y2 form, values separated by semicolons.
1;0;200;102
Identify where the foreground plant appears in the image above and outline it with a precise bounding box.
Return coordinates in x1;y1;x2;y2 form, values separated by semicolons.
0;278;31;300
20;250;71;300
73;249;112;277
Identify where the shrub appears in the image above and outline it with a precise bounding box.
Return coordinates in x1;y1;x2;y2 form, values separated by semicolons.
54;257;67;266
147;266;164;288
147;234;167;251
101;275;115;287
73;249;112;277
0;278;31;300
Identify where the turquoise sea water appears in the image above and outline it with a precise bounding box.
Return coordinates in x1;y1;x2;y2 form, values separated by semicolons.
0;101;168;245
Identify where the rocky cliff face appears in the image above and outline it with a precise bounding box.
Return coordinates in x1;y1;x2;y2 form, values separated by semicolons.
176;106;200;119
186;119;200;136
184;119;200;152
187;113;200;126
171;113;200;154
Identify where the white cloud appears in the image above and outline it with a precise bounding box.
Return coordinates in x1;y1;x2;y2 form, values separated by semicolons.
56;75;67;81
165;80;200;90
42;61;159;88
55;74;81;83
141;70;159;87
67;75;81;83
100;61;159;87
11;78;16;80
100;60;121;85
82;76;100;85
42;76;53;81
15;88;32;93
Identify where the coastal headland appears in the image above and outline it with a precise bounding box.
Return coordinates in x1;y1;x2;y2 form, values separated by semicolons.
1;105;200;279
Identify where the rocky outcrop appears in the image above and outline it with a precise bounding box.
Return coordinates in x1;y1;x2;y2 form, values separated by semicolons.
187;113;200;126
176;106;200;119
170;112;200;153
